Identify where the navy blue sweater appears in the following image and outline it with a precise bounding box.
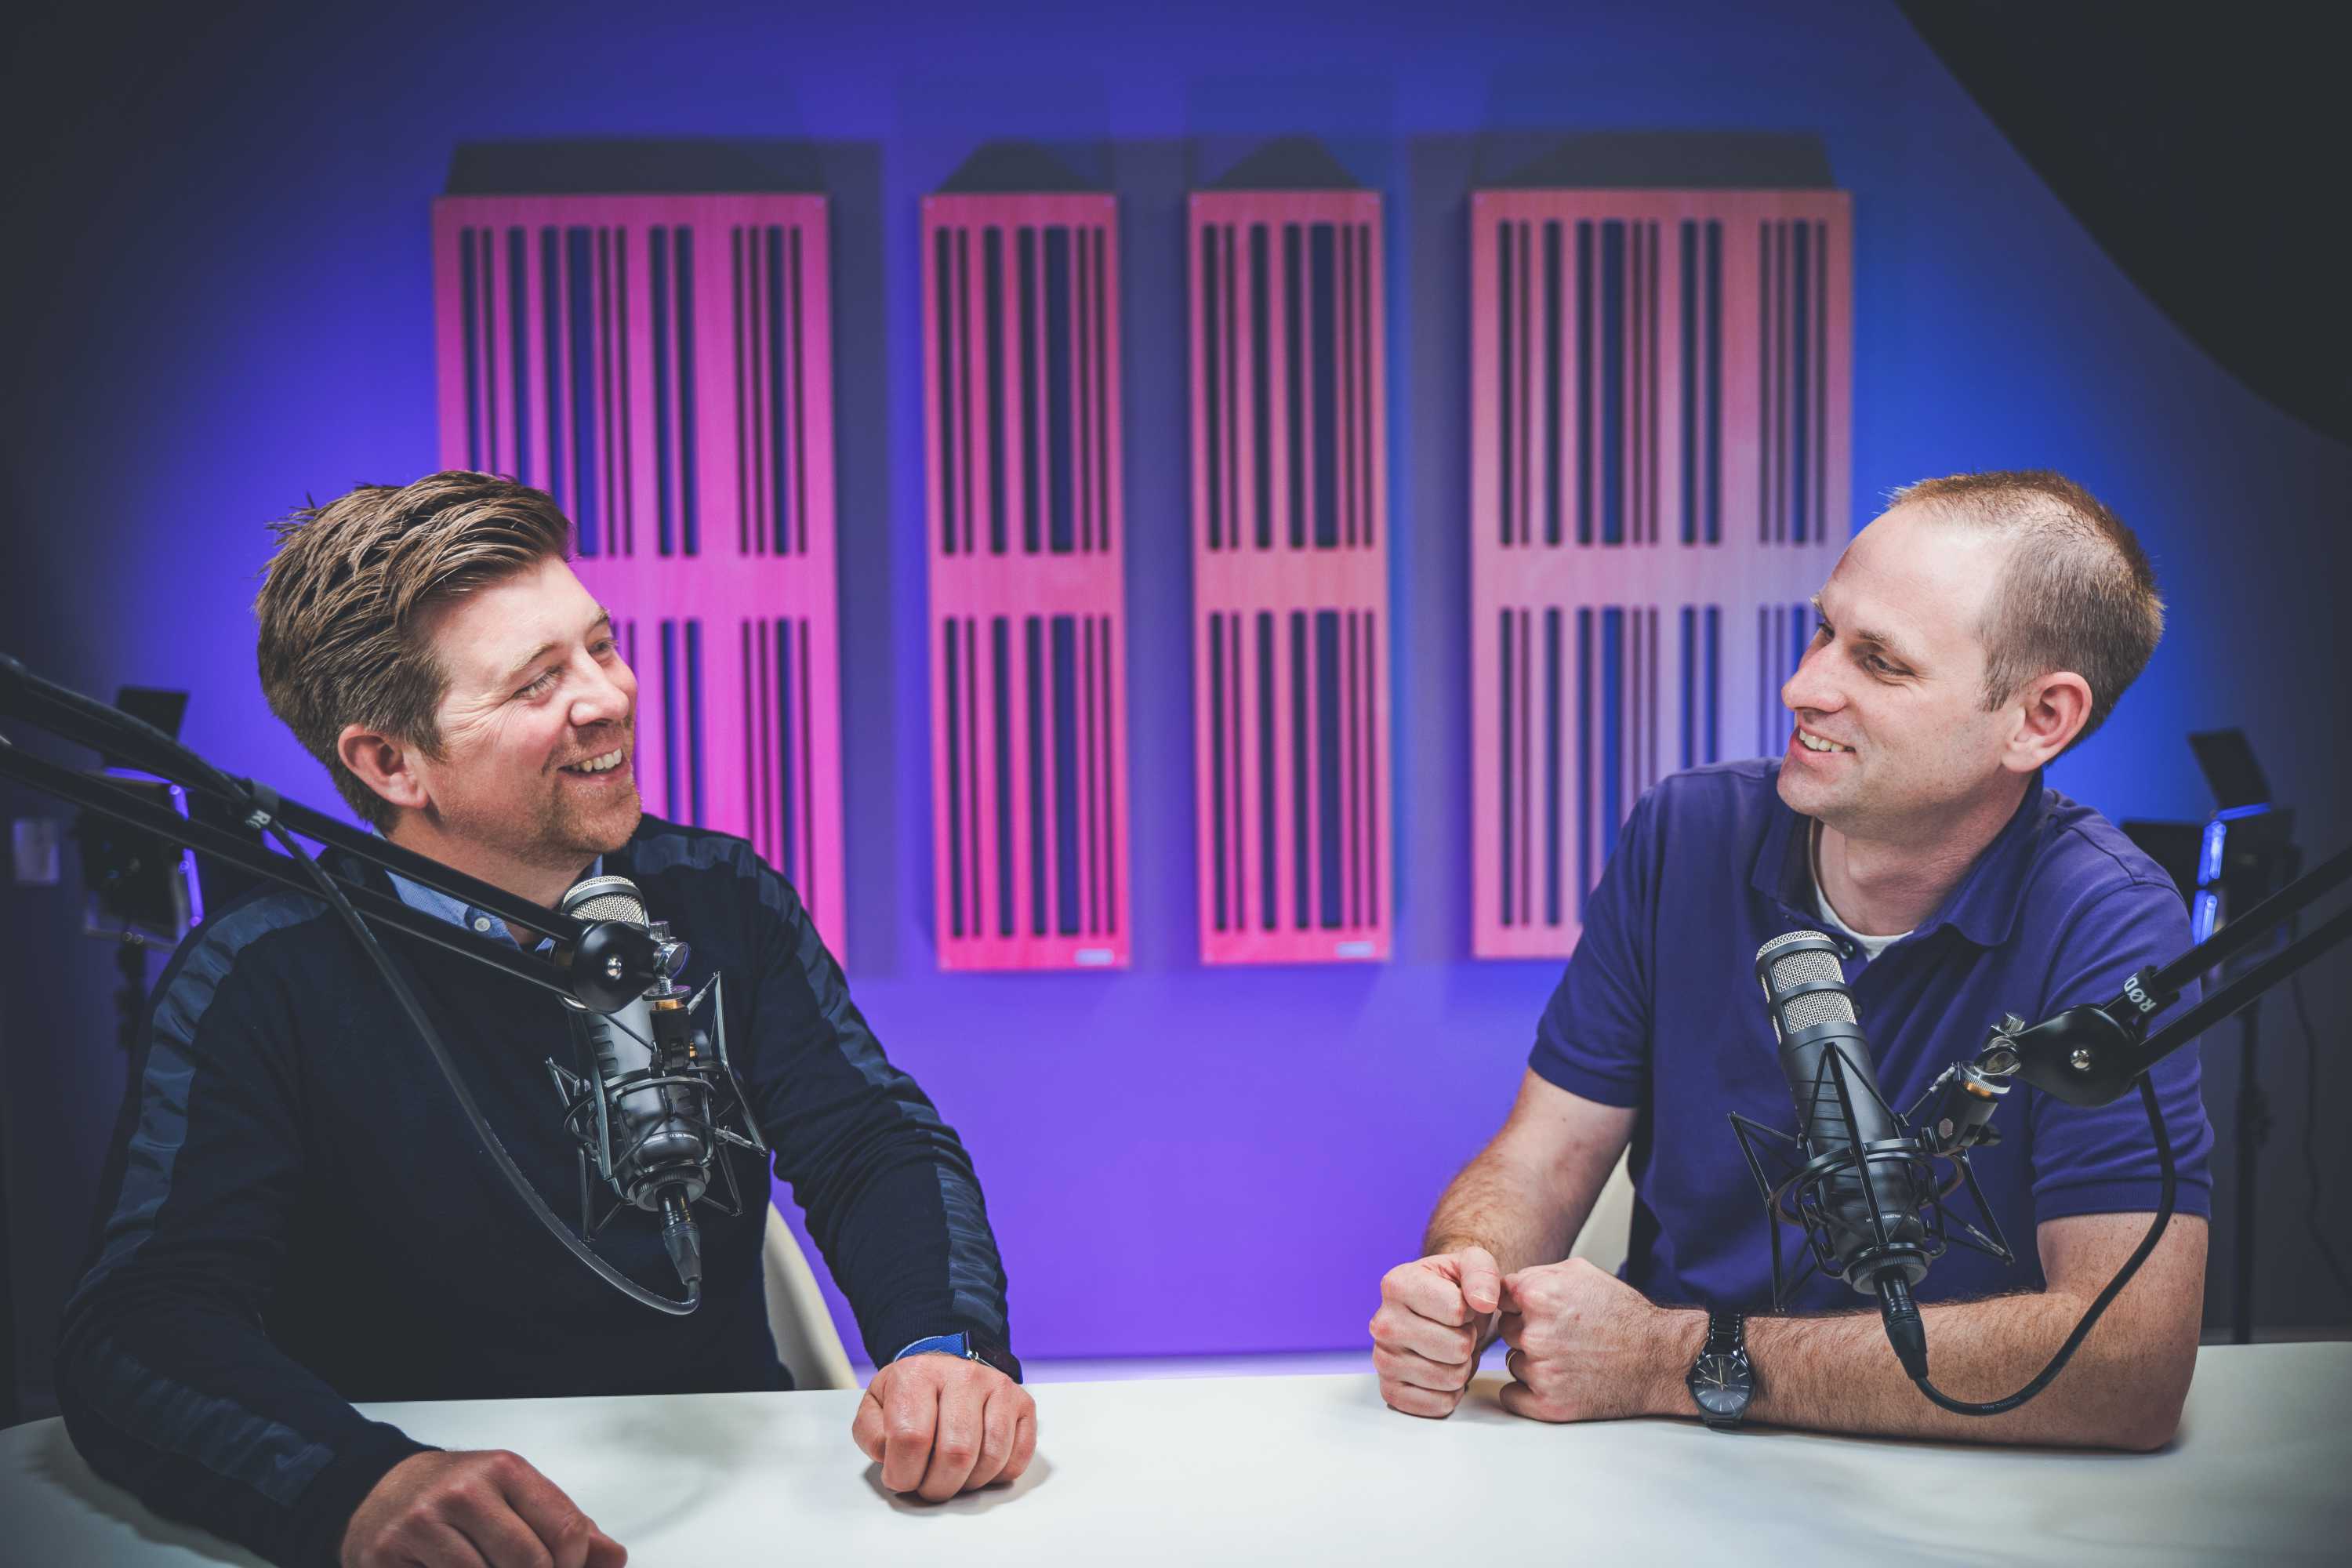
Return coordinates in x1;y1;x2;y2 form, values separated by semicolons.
55;817;1010;1566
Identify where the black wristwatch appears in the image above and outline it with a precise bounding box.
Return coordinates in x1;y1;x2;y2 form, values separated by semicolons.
1686;1309;1757;1430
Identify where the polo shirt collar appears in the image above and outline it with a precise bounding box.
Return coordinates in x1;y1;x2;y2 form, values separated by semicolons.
1751;764;2049;949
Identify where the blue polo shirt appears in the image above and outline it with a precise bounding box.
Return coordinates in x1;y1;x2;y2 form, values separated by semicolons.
1531;760;2213;1313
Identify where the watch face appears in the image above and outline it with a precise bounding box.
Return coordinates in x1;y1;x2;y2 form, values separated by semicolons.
1689;1352;1754;1416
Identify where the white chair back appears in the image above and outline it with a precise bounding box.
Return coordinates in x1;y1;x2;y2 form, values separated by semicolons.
1568;1150;1637;1275
762;1204;857;1390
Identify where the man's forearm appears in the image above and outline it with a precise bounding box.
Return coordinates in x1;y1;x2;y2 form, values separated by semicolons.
1426;1073;1635;1282
1639;1288;2193;1450
1424;1151;1577;1279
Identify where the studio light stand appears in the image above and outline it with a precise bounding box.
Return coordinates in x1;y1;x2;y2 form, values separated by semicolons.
2123;728;2303;1343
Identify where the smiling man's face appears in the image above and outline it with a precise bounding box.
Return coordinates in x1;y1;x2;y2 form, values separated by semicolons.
1777;503;2024;839
404;554;642;873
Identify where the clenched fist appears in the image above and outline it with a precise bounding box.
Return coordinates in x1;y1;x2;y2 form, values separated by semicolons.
1497;1257;1697;1424
1369;1245;1504;1417
851;1352;1037;1501
342;1449;624;1568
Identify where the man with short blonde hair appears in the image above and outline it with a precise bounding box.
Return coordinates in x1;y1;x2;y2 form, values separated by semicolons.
1374;470;2213;1450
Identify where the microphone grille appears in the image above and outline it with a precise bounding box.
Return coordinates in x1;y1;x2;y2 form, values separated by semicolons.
1757;931;1857;1029
1755;928;1828;964
561;873;648;929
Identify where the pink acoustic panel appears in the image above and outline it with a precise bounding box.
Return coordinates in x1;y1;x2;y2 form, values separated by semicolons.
923;193;1131;971
431;195;848;962
1468;191;1851;959
1189;191;1391;964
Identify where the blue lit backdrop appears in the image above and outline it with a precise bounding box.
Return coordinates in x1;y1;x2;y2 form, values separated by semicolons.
3;0;2347;1388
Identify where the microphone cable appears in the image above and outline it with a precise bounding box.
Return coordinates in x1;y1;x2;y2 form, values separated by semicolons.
29;667;702;1316
268;818;702;1315
1910;1075;2173;1416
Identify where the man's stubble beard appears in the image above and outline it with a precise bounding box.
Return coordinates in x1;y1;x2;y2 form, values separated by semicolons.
540;770;643;862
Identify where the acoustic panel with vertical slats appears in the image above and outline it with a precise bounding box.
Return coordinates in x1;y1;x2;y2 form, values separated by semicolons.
1469;190;1851;959
1189;191;1390;964
431;195;847;962
924;193;1131;971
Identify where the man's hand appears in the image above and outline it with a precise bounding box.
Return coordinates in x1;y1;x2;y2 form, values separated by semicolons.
1369;1245;1504;1417
342;1450;625;1568
1496;1257;1700;1424
851;1354;1037;1501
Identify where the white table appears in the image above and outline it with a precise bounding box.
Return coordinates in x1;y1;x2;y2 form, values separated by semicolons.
5;1345;2346;1565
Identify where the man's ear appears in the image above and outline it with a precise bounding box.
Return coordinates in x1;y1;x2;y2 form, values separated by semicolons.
2004;671;2092;772
336;724;430;815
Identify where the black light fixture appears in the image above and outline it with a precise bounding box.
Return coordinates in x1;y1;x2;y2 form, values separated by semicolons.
2122;729;2303;1345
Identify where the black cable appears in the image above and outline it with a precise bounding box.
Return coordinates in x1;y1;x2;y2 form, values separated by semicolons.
257;811;698;1315
1911;1075;2174;1416
2289;973;2352;1312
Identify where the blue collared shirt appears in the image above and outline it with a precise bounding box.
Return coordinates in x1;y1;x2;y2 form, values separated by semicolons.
381;853;598;954
1531;759;2213;1312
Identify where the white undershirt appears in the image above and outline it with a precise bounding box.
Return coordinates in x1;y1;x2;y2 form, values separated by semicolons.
1809;820;1913;960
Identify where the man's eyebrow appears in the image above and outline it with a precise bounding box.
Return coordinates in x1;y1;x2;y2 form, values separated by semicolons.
499;641;559;688
499;609;613;689
1810;593;1922;667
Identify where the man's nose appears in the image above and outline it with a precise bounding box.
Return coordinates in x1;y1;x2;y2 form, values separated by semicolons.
568;654;633;728
1781;640;1842;716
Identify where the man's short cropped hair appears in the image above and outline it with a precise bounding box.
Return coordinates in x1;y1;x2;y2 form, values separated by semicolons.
1891;470;2164;750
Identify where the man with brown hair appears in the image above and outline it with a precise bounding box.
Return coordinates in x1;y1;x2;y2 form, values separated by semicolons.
57;474;1033;1568
1372;470;2215;1448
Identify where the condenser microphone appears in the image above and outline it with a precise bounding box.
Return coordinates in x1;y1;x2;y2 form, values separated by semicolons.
560;873;712;1296
1755;931;1933;1376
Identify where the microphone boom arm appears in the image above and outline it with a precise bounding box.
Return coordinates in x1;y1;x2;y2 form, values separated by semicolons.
0;651;666;1011
2;651;709;1315
1978;842;2352;1109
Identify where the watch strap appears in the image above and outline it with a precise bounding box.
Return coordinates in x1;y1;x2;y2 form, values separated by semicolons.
891;1331;1023;1384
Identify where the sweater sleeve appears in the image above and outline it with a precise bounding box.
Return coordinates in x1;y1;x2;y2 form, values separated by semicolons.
728;856;1012;1367
53;905;433;1567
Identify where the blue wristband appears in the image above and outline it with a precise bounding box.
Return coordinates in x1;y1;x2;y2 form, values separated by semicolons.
890;1330;1022;1382
893;1333;973;1363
